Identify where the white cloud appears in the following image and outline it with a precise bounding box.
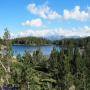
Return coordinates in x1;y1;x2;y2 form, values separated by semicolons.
63;6;89;21
11;26;90;38
27;3;90;21
22;18;43;27
27;3;61;20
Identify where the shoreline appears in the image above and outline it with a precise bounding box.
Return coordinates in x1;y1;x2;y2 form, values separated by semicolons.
12;44;54;46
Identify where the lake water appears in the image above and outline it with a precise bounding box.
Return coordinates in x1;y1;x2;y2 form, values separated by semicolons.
13;45;61;56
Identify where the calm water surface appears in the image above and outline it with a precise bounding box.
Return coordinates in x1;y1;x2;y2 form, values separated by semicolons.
13;45;61;56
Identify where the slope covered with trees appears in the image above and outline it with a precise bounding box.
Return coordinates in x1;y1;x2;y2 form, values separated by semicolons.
12;37;52;46
0;29;90;90
53;37;90;47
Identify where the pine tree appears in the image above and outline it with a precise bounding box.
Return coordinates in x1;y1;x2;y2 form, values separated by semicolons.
0;28;13;85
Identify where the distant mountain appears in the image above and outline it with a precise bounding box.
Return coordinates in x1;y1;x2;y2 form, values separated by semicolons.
12;35;81;42
45;35;80;40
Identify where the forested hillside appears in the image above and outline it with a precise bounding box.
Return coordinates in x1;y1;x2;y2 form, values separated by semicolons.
12;37;52;45
53;37;90;47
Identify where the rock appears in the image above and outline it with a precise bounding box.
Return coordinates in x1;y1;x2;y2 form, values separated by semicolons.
69;85;75;90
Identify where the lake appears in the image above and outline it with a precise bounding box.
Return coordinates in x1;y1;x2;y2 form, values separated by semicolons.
13;45;61;56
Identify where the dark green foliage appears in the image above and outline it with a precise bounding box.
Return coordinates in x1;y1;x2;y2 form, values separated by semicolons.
54;37;90;47
0;30;90;90
12;36;52;45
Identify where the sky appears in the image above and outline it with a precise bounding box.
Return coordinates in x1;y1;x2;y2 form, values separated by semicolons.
0;0;90;38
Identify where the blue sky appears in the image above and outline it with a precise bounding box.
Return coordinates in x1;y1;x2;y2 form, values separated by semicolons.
0;0;90;38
